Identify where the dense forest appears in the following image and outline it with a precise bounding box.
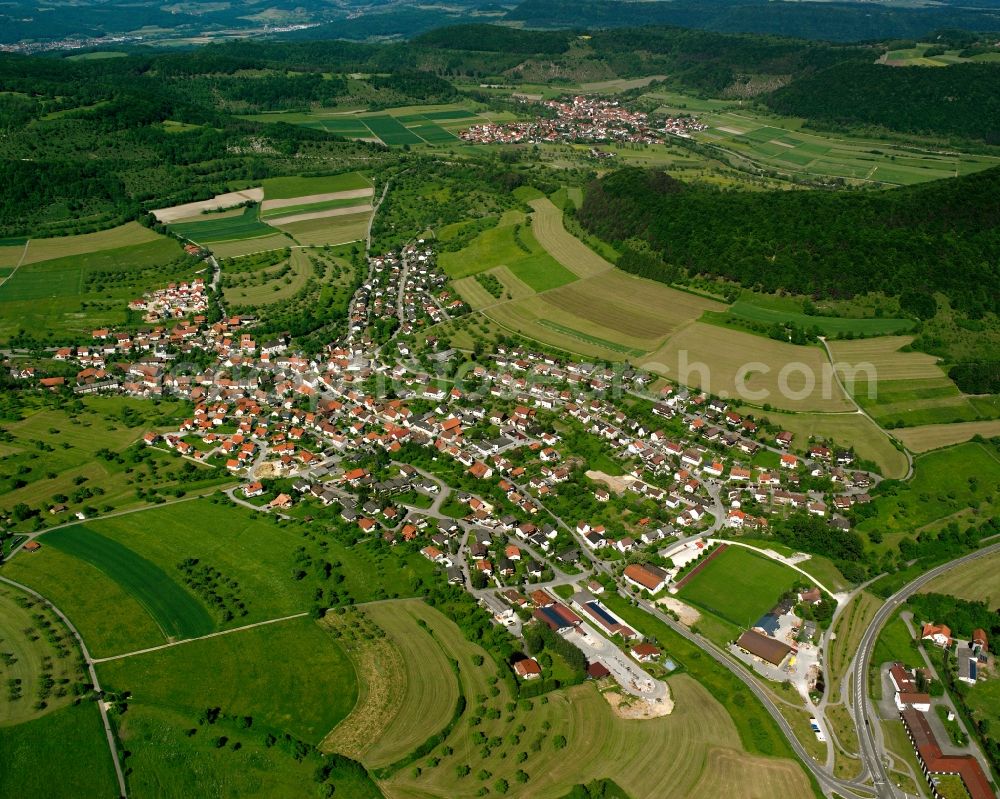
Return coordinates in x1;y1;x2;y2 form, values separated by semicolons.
577;166;1000;319
505;0;1000;42
767;62;1000;143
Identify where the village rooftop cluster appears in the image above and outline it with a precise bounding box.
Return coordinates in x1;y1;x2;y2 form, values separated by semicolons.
460;95;706;146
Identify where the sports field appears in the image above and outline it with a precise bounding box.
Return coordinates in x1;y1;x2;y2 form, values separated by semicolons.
677;547;802;632
829;337;987;426
169;205;276;244
0;703;119;798
643;323;854;412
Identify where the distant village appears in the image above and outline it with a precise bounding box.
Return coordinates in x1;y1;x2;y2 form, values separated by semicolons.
460;95;707;146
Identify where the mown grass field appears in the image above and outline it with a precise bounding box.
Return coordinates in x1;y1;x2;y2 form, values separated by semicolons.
323;600;463;768
169;205;276;244
19;221;161;265
859;442;1000;548
0;702;119;798
528;197;612;279
0;235;198;342
441;209;577;291
920;550;1000;606
0;398;227;527
708;298;914;337
647;96;1000;186
260;195;372;220
261;172;371;199
677;547;801;633
0;583;86;725
542;270;724;345
45;524;215;641
2;545;168;656
829;336;993;427
894;420;1000;454
98;616;360;799
208;232;297;258
276;212;371;246
241;106;494;146
737;406;909;478
871;611;919;671
643;323;854;412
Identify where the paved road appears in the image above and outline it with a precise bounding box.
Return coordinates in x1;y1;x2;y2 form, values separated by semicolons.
0;575;129;799
848;541;1000;799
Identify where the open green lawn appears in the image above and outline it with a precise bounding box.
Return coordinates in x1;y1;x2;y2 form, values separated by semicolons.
98;616;365;799
872;611;920;670
0;583;90;725
0;702;119;798
44;524;215;641
0;235;197;342
439;210;577;291
859;442;1000;549
362;115;423;146
261;172;371;199
646;96;1000;187
2;545;168;656
711;298;914;337
169;206;276;244
260;195;371;220
0;397;229;529
678;547;802;632
966;676;1000;737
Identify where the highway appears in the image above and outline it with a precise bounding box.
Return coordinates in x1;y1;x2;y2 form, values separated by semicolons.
847;541;1000;799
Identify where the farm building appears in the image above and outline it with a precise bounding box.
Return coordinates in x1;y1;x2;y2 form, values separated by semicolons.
900;708;993;799
623;563;668;594
533;603;582;631
736;630;792;667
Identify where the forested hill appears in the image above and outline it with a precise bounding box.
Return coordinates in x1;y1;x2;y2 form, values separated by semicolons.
504;0;1000;42
577;167;1000;318
767;62;1000;143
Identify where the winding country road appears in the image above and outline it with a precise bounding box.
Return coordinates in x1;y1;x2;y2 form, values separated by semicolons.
0;575;129;799
847;541;1000;798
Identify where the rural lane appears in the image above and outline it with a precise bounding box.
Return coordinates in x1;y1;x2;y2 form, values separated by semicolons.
0;574;129;799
